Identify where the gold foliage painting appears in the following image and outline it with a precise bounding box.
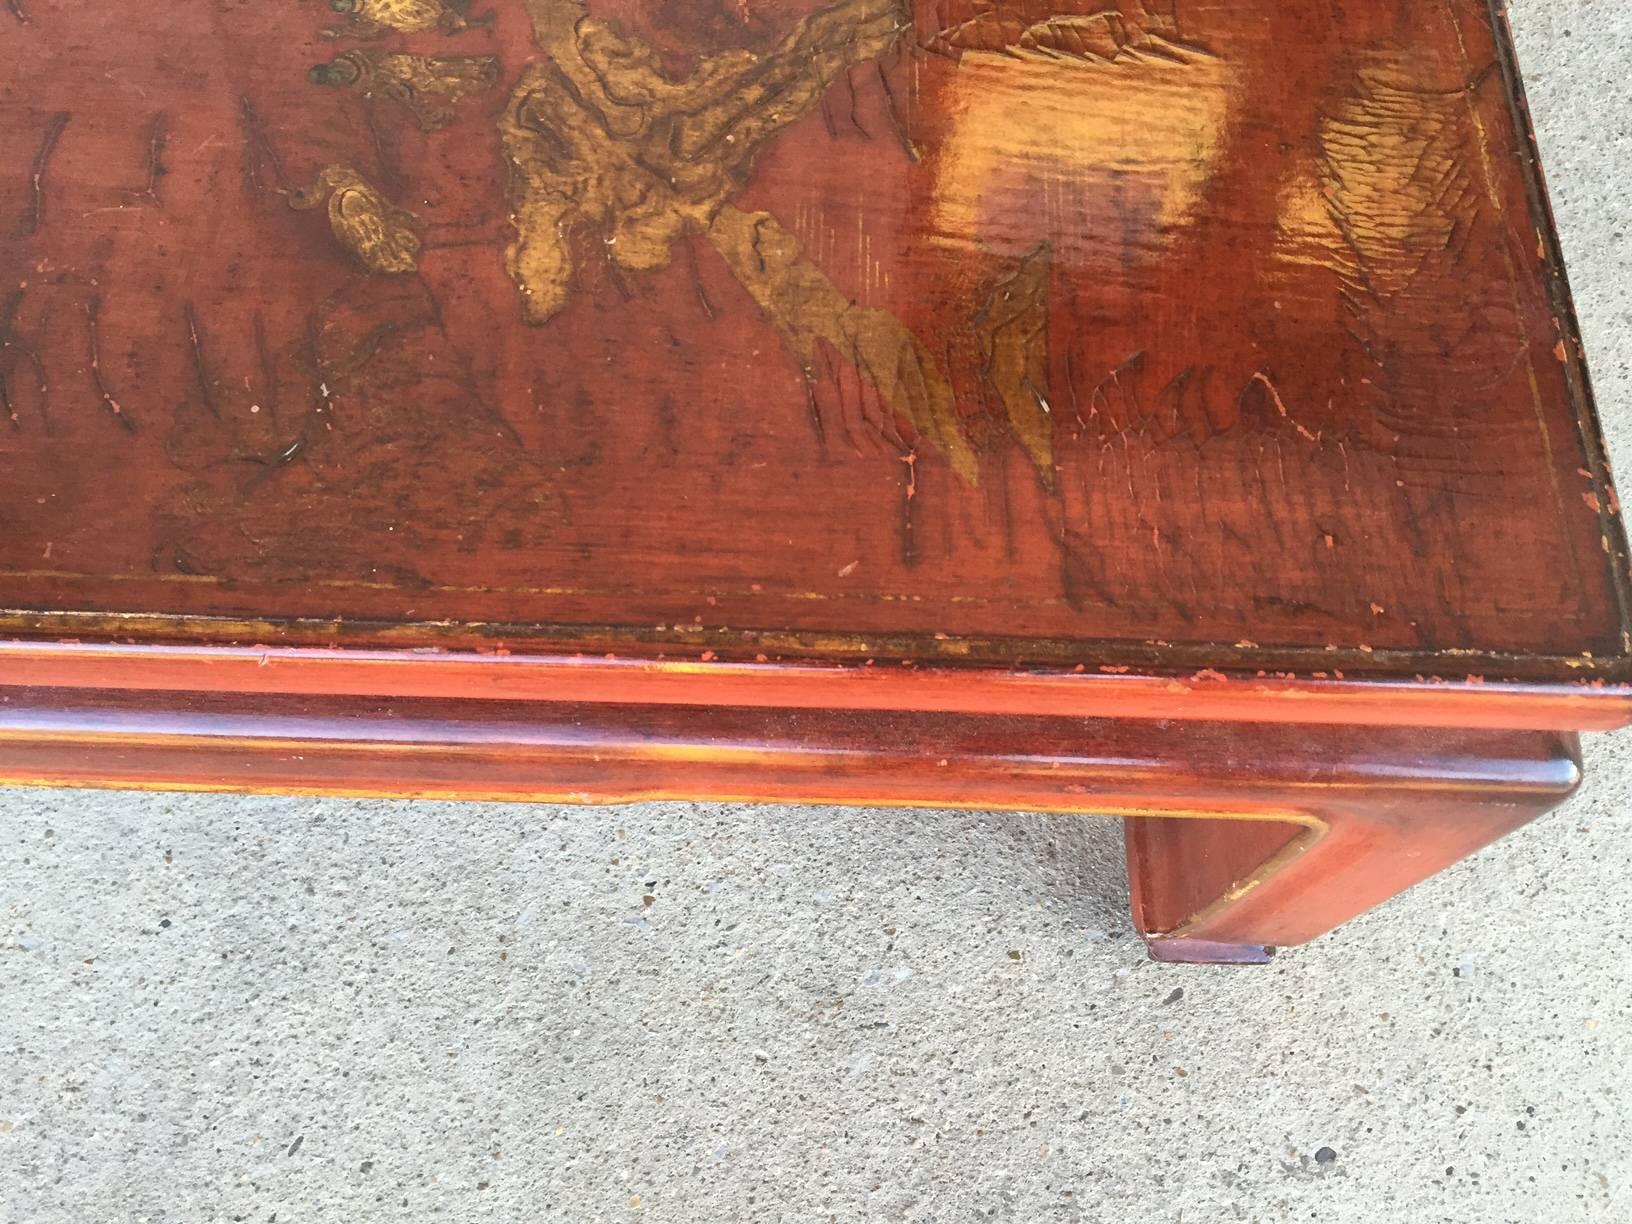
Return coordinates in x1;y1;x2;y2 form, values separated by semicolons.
290;165;422;273
300;0;1108;485
495;0;987;480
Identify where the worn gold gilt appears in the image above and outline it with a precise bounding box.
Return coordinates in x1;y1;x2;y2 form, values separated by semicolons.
289;165;422;274
496;0;980;480
296;0;1210;484
708;208;978;484
323;0;482;38
310;51;501;131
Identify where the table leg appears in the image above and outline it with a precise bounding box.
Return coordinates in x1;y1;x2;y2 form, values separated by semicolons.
0;686;1585;959
1125;732;1582;962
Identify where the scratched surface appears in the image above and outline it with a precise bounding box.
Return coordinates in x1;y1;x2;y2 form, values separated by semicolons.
0;0;1625;675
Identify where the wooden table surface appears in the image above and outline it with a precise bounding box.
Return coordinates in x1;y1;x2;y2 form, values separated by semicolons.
1;0;1627;729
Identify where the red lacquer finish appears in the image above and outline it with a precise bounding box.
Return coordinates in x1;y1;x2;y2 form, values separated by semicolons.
1125;731;1580;954
0;687;1581;955
0;640;1628;731
0;0;1621;957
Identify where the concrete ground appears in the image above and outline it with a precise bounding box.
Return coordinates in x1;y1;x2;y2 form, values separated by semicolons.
2;4;1629;1221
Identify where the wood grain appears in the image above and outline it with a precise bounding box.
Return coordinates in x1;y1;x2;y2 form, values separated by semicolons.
0;0;1624;708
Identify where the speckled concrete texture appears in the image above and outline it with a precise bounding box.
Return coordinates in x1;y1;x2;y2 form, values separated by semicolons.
2;4;1629;1221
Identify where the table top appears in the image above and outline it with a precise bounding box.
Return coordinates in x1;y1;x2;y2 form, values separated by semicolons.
2;0;1628;725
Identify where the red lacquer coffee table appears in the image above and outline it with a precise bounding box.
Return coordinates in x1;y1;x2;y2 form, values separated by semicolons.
1;0;1624;961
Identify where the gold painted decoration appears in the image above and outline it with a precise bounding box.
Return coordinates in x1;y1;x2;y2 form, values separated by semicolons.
708;209;978;486
494;0;985;479
500;0;905;324
289;166;421;274
310;52;500;131
972;242;1054;481
323;0;482;39
292;0;1087;484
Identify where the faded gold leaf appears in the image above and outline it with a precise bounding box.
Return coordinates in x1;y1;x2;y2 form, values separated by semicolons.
290;166;420;275
709;208;978;485
501;0;905;323
324;0;472;37
310;52;500;132
499;0;977;480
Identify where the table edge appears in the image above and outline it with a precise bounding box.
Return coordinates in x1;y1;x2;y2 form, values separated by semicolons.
2;639;1627;731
